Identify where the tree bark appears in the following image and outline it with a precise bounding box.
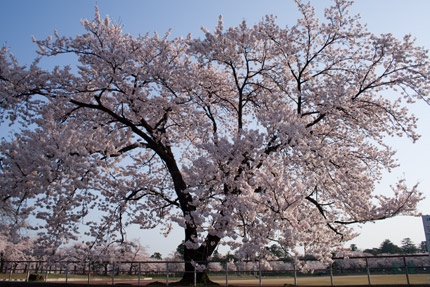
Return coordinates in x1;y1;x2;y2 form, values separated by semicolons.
178;259;214;286
0;252;4;273
177;232;221;286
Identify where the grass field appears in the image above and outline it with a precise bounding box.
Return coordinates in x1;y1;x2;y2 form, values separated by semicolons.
2;273;430;286
210;274;430;286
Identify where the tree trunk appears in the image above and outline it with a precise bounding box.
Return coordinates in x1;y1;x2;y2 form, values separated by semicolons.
177;260;213;286
0;252;4;273
160;140;222;285
177;232;221;286
128;263;134;275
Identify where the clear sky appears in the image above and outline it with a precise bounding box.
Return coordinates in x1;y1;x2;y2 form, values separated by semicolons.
1;0;430;257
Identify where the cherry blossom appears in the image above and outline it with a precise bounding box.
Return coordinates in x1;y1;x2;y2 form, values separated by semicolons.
1;0;429;284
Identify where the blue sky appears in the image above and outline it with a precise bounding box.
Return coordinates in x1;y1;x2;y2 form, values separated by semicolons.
1;0;430;256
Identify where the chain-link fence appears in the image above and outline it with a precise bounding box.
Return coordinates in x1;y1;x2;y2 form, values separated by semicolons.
1;254;429;286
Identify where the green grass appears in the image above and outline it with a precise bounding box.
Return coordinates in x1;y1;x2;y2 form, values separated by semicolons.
0;273;27;280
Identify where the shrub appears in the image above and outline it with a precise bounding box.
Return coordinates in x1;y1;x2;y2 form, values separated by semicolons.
28;273;45;282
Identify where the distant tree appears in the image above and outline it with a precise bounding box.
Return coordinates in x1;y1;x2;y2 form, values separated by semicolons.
419;241;428;253
150;252;163;260
350;244;358;252
363;248;379;256
225;252;238;262
0;230;35;262
265;244;290;258
211;250;222;261
379;239;402;254
175;243;185;260
400;238;418;254
74;240;148;262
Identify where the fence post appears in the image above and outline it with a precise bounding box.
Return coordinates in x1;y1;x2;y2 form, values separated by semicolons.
66;263;69;284
193;265;196;287
225;261;228;287
403;256;410;286
293;262;297;287
138;262;141;286
88;261;91;286
365;257;371;287
330;263;334;287
258;260;262;287
26;263;30;282
166;262;169;287
45;263;48;282
112;262;115;286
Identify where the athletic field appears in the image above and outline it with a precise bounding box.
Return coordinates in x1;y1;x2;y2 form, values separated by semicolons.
210;274;430;286
2;273;430;286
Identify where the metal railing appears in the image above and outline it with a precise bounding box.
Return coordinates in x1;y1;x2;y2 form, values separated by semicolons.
1;253;429;286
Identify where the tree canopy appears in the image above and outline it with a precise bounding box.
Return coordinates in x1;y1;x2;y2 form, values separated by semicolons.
378;239;402;255
1;0;429;284
400;238;419;254
362;238;423;255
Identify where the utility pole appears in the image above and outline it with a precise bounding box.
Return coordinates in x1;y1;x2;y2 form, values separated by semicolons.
422;215;430;254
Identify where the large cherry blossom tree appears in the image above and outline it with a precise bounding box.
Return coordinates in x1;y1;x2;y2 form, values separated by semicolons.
1;0;429;284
